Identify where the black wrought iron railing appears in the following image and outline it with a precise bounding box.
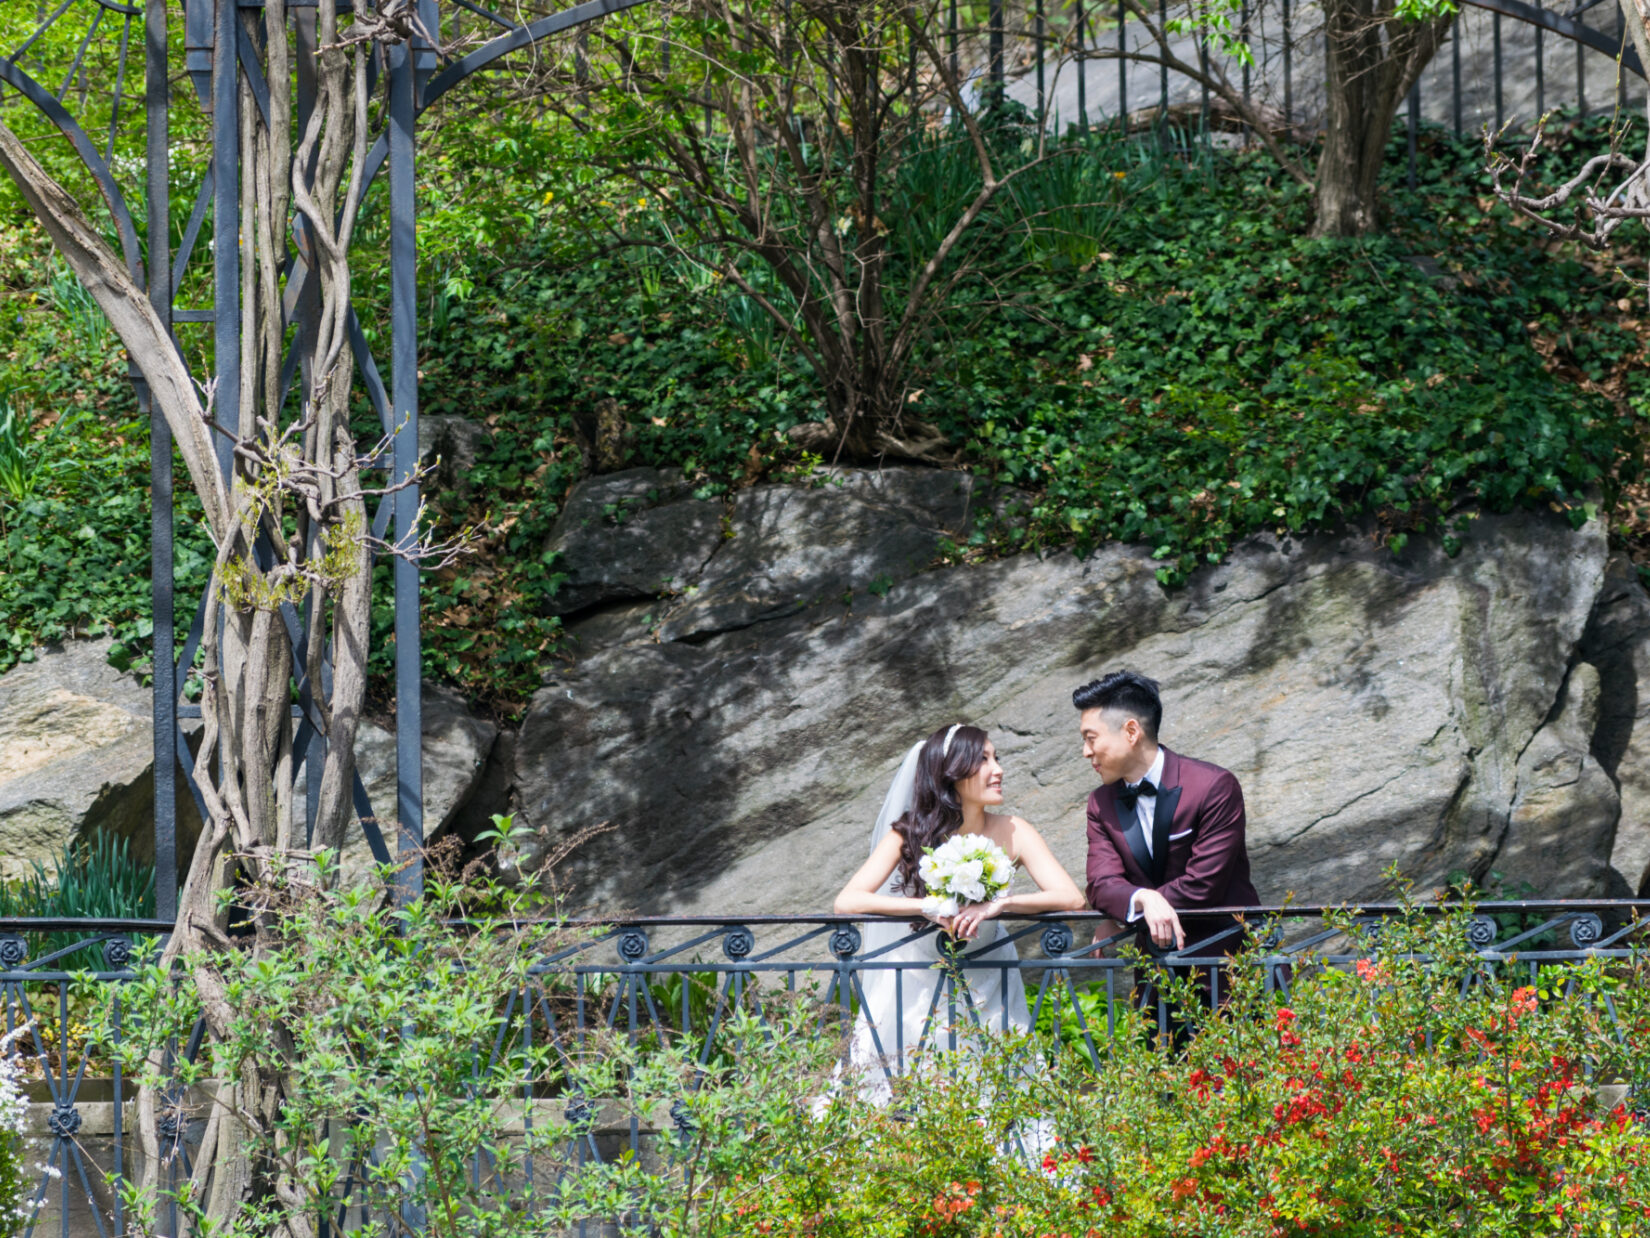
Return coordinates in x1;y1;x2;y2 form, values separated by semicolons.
1;901;1644;1237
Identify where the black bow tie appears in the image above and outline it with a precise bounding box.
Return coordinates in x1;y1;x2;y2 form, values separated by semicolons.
1115;778;1158;814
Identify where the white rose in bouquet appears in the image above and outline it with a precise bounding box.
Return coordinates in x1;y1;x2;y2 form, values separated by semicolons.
918;833;1013;919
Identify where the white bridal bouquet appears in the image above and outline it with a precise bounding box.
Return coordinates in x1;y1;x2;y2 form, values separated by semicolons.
917;834;1014;918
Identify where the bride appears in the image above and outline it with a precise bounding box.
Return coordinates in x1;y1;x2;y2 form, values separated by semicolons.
831;723;1086;1102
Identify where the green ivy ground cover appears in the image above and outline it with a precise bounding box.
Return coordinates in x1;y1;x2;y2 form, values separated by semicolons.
1;115;1644;710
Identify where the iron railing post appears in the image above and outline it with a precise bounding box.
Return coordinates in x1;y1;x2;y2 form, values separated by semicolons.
1199;44;1209;139
1281;0;1291;123
1077;0;1087;130
1158;0;1167;144
1035;0;1045;125
389;36;425;915
1619;2;1628;110
211;0;238;480
1117;0;1126;131
1579;12;1586;115
947;0;957;83
1407;81;1419;189
1453;12;1462;135
145;0;175;924
989;0;1004;99
1493;10;1503;130
1535;15;1543;118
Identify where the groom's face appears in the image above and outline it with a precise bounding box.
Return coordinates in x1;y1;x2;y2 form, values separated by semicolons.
1079;708;1141;784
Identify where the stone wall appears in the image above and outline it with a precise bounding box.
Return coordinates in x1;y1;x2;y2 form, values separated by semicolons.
6;466;1649;915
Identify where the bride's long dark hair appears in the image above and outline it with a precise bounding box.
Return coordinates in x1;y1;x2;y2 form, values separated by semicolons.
892;724;989;898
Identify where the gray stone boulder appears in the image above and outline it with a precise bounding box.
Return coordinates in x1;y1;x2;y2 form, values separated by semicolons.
544;466;985;644
6;468;1642;921
543;468;720;617
418;414;491;499
292;683;499;881
0;640;498;888
0;638;200;880
1581;553;1650;894
511;494;1624;918
1499;663;1622;897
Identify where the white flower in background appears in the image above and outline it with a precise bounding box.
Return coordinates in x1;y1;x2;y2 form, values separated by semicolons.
918;834;1013;919
0;1021;49;1230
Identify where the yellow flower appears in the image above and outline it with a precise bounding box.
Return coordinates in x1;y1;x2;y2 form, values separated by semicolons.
541;190;554;205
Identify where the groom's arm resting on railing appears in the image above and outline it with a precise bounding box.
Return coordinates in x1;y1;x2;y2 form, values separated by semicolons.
1085;793;1186;951
1133;775;1247;950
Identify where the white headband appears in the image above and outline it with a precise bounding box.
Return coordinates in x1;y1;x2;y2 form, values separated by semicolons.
942;723;963;756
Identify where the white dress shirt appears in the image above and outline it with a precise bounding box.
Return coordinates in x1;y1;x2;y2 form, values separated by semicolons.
1124;747;1166;922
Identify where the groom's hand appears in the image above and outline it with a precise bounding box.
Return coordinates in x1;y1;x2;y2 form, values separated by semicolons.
1133;889;1185;951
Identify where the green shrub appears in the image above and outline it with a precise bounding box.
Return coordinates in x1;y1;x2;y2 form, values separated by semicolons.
578;905;1650;1237
93;850;1650;1237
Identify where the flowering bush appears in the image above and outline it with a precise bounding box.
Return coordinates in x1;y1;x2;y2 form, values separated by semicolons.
0;1025;34;1236
1025;923;1650;1238
93;869;1650;1238
581;905;1650;1238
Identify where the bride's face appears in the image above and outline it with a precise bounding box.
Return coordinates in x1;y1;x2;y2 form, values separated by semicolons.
955;740;1005;809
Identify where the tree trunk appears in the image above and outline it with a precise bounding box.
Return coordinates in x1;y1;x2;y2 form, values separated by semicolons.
1312;0;1452;237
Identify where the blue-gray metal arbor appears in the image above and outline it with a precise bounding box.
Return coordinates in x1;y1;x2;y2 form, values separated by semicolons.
1;0;652;922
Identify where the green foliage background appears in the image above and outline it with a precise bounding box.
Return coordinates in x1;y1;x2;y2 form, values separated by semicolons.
1;21;1646;709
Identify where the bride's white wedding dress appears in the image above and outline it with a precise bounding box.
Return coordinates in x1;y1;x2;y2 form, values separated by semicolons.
841;740;1033;1106
846;916;1031;1105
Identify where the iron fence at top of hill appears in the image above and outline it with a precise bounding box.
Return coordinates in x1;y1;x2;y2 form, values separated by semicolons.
910;0;1644;134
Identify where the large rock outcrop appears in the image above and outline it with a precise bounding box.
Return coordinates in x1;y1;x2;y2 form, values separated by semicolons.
0;638;201;879
8;465;1649;916
545;466;989;643
510;467;1638;916
0;644;498;883
290;684;500;881
1580;553;1650;894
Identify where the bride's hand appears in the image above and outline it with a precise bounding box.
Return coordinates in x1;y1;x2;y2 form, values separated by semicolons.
918;902;955;936
952;899;1006;940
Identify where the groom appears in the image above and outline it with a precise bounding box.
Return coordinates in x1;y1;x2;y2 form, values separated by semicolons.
1075;671;1259;958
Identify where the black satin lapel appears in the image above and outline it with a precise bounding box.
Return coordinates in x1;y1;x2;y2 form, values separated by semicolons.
1151;786;1182;885
1119;802;1153;880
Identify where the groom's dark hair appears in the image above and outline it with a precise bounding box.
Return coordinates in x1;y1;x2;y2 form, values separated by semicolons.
1073;671;1162;740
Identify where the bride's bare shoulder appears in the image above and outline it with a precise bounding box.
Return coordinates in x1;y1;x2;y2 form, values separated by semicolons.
985;813;1037;859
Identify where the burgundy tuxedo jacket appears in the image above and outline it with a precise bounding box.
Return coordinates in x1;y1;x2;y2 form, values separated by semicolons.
1085;747;1259;947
